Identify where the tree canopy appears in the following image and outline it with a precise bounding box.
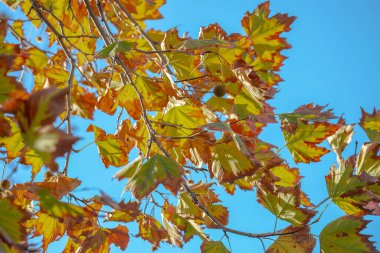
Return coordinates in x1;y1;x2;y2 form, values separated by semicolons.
0;0;379;252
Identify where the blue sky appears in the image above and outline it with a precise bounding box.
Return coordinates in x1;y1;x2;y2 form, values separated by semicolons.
2;0;379;252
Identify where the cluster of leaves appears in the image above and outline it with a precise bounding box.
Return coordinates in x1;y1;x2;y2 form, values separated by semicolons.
0;0;378;252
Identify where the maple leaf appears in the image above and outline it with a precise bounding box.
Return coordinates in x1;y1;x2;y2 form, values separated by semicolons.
87;124;133;168
15;87;78;165
360;108;380;142
257;184;315;226
319;216;377;253
162;202;208;243
201;241;230;253
327;120;354;157
326;157;378;215
124;154;184;199
26;212;66;252
0;199;24;243
281;121;338;163
210;140;258;183
266;226;315;253
106;225;130;251
105;201;141;223
280;104;337;123
35;175;81;199
356;143;380;177
137;214;168;250
270;164;301;188
37;189;84;219
241;1;295;62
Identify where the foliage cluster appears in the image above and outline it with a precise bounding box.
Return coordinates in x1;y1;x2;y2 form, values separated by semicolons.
0;0;379;252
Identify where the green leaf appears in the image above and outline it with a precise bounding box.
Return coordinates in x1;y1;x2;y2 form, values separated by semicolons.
282;121;338;163
125;154;184;199
201;241;230;253
178;39;231;50
0;199;24;242
94;41;134;59
320;216;377;253
94;42;117;59
233;86;261;117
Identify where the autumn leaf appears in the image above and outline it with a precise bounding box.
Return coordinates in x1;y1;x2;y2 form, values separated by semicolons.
281;121;338;163
327;121;354;157
87;124;133;168
105;201;140;223
137;214;168;250
257;184;315;226
35;175;81;199
0;199;24;243
210;140;257;183
160;104;207;138
270;164;301;188
94;41;134;58
201;241;230;253
241;1;295;61
356;142;380;177
279;104;337;123
266;226;315;253
15;87;78;164
326;158;377;215
320;216;377;253
26;212;66;252
360;108;380;142
37;189;84;219
124;154;184;199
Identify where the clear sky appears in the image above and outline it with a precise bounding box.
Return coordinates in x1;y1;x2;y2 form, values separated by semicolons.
2;0;379;252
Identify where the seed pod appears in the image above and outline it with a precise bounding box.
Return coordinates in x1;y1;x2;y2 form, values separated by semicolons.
213;85;226;97
1;179;10;190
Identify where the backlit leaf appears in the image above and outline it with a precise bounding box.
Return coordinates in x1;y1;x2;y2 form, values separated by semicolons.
201;241;230;253
125;154;184;199
137;214;168;249
0;199;24;243
360;108;380;142
266;226;315;253
210;140;257;183
26;212;65;252
356;143;380;177
320;216;377;253
326;158;376;215
87;124;133;168
257;184;315;226
282;121;338;163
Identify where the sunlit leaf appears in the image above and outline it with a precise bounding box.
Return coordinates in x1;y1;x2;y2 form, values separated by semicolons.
326;158;376;215
320;216;377;253
282;121;338;163
360;108;380;142
0;199;24;243
125;154;184;199
266;226;315;253
201;241;230;253
87;124;133;168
